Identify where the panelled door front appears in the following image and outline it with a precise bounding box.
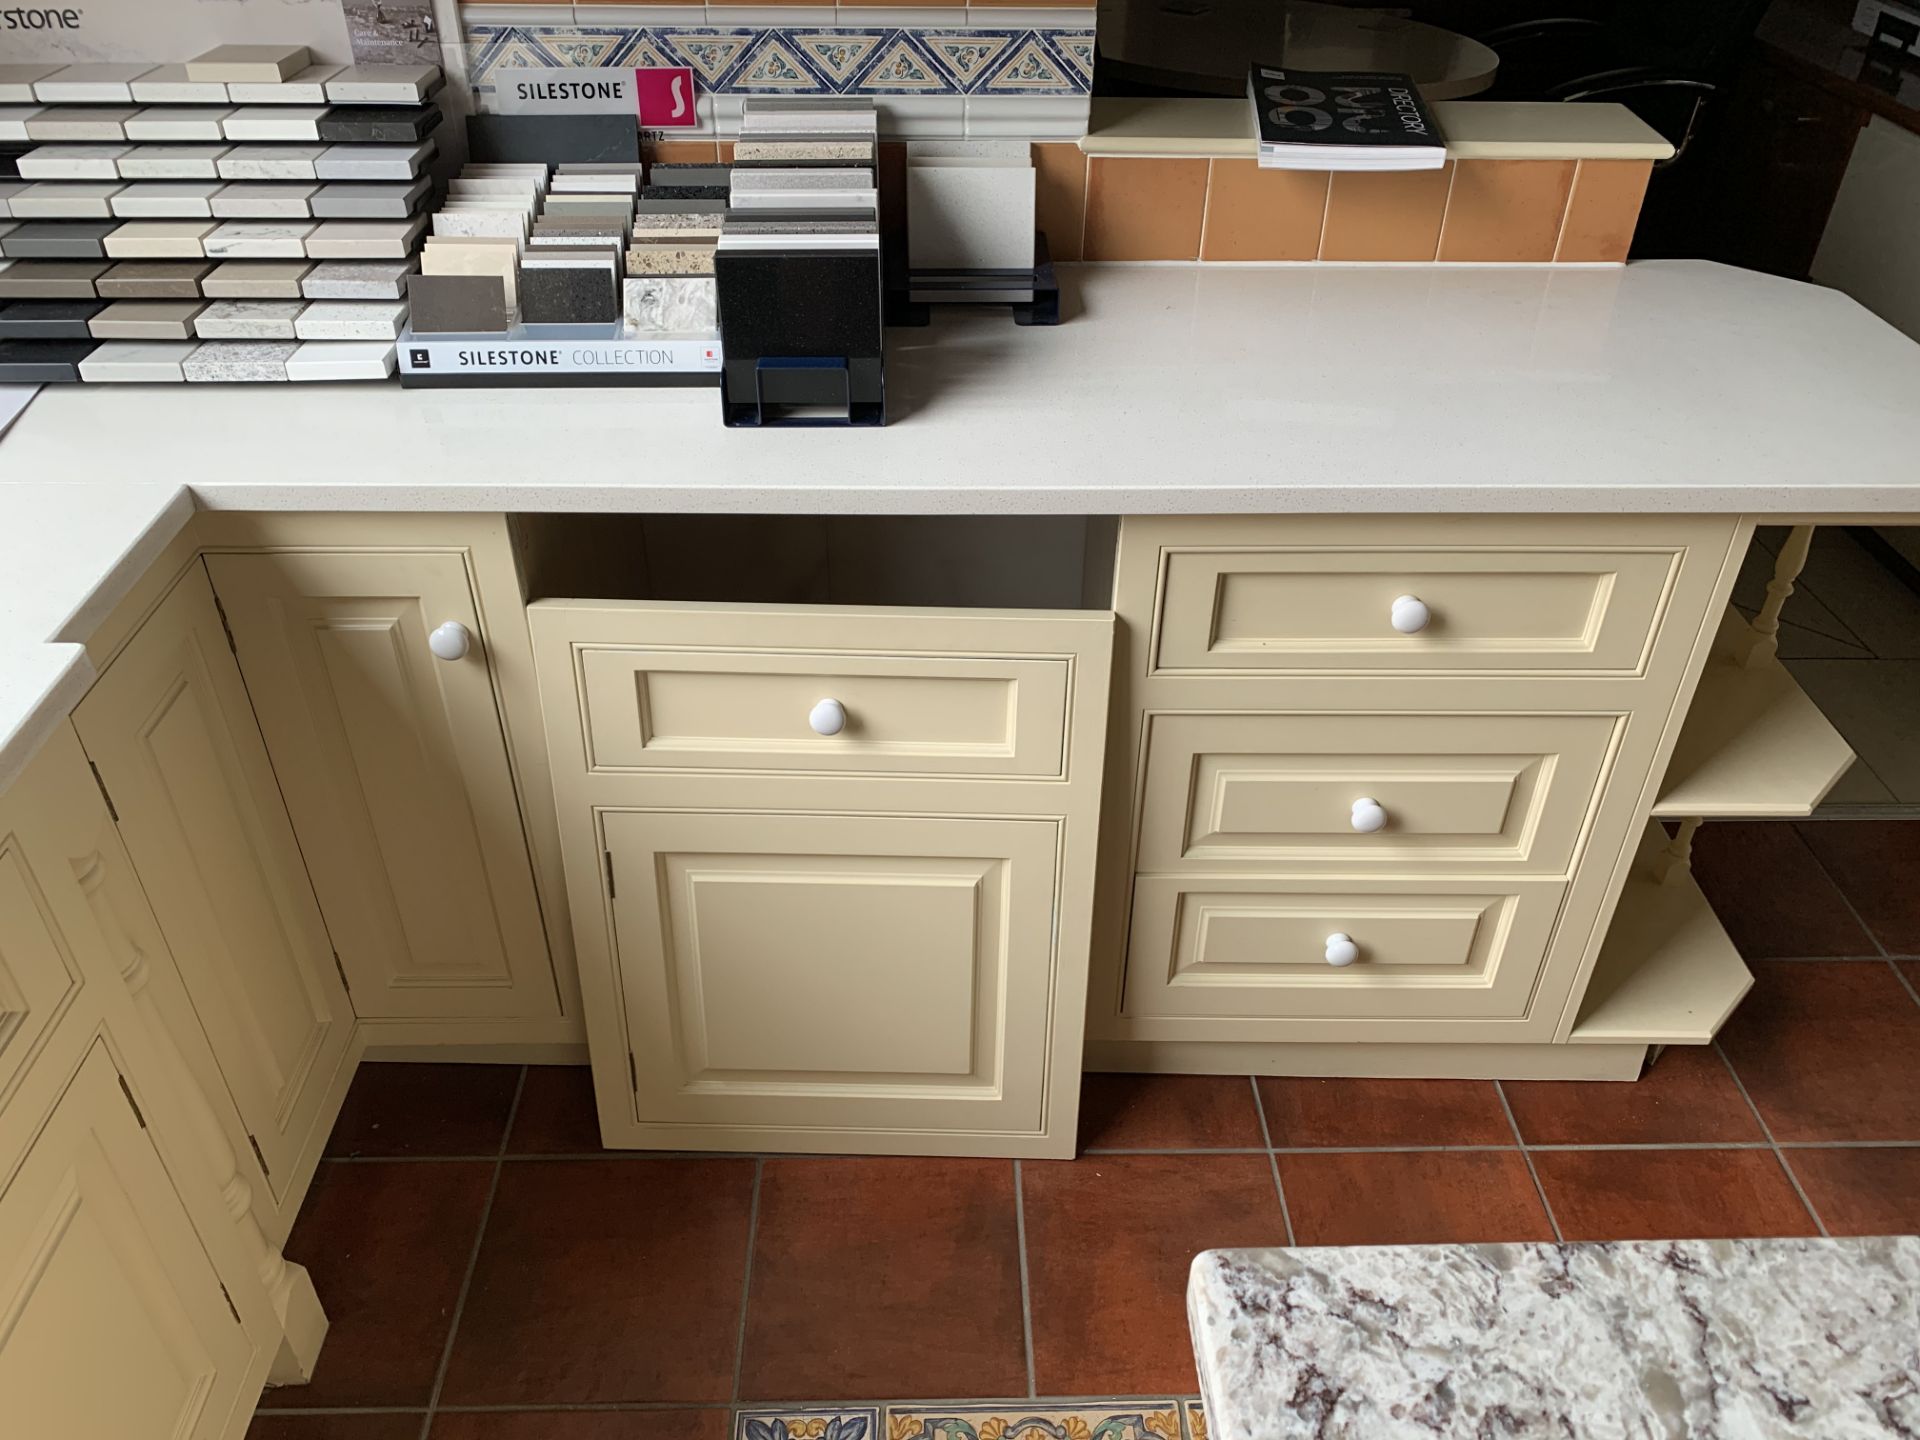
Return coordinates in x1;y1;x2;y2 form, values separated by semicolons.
72;565;352;1209
205;550;559;1020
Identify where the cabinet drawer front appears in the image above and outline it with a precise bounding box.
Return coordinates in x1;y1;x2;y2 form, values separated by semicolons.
1154;544;1681;675
1124;876;1563;1027
580;647;1069;777
1137;711;1620;875
606;810;1059;1139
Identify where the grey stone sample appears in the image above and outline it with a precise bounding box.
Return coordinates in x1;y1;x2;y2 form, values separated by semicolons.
635;197;726;215
467;112;638;165
0;338;96;380
183;338;296;381
87;299;206;340
406;273;511;334
202;260;313;298
311;179;429;219
519;264;618;325
5;220;119;258
0;298;105;338
316;107;440;143
644;164;732;187
98;260;215;298
0;259;110;298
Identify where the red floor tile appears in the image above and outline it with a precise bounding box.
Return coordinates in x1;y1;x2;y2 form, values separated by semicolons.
1785;1147;1920;1236
1531;1149;1816;1240
1501;1048;1763;1145
1688;823;1873;958
1901;960;1920;996
505;1065;607;1155
1278;1151;1553;1246
433;1412;731;1440
738;1157;1027;1402
260;1161;493;1409
1257;1077;1513;1147
1795;821;1920;954
1021;1153;1286;1395
1079;1073;1265;1150
1717;962;1920;1141
440;1159;754;1406
247;1419;422;1440
324;1062;522;1158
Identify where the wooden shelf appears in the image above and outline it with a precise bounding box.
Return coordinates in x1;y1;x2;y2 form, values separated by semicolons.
1652;608;1855;819
1570;822;1753;1045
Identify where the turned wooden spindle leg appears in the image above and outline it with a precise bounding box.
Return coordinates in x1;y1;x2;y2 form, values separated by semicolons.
73;848;330;1385
1737;525;1814;668
1653;816;1703;887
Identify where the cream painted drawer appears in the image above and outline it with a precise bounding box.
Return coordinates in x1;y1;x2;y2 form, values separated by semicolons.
1123;875;1565;1033
1136;711;1621;876
1153;539;1683;676
548;602;1084;779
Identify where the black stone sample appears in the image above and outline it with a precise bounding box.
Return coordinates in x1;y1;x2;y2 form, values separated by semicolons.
518;264;618;324
466;112;639;165
0;298;106;338
644;163;731;187
640;185;729;202
406;272;511;334
717;247;881;360
316;105;442;143
5;221;121;258
0;338;96;381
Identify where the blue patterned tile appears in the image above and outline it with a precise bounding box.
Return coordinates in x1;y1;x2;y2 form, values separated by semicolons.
883;1407;1185;1440
740;1410;880;1440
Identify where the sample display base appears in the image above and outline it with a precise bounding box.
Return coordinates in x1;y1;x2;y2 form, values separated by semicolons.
396;323;722;387
885;231;1061;328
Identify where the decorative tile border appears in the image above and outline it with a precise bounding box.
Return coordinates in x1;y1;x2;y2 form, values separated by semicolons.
739;1409;881;1440
1181;1401;1206;1440
884;1404;1185;1440
465;23;1093;100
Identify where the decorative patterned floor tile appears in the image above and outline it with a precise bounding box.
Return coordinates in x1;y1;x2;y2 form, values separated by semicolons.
740;1410;879;1440
1181;1403;1206;1440
884;1405;1184;1440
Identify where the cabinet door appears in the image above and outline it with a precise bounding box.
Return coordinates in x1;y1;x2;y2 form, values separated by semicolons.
72;565;352;1211
205;550;558;1020
0;1042;255;1440
605;810;1061;1152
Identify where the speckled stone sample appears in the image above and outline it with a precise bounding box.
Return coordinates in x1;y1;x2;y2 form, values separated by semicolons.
405;273;509;334
97;260;213;298
625;243;715;276
0;298;105;338
104;221;219;259
183;338;296;381
431;209;529;241
211;183;319;219
641;185;729;203
311;180;429;219
194;298;306;339
732;137;875;164
204;222;315;259
715;247;881;359
119;146;231;180
111;181;225;218
293;299;407;340
0;259;109;298
301;260;415;300
79;340;198;382
202;259;313;298
644;164;731;187
519;264;617;325
1188;1240;1920;1440
0;338;96;380
286;339;396;381
316;107;440;144
630;211;723;238
87;299;206;340
622;275;716;336
0;65;63;103
5;221;119;258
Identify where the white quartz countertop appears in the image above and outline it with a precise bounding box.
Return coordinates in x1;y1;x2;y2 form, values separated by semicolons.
3;258;1920;787
1189;1239;1920;1439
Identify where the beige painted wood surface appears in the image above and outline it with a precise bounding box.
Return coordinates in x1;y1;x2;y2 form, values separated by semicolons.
532;599;1114;1157
204;550;560;1021
0;1042;253;1440
71;565;353;1217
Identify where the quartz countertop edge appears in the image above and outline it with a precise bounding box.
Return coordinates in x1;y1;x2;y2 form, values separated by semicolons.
1082;97;1677;161
3;259;1920;793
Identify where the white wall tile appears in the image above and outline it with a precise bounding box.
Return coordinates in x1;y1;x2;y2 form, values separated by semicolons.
876;95;965;139
964;94;1088;138
842;6;967;23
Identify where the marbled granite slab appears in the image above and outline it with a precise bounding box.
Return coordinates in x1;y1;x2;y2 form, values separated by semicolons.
302;260;416;300
623;276;717;336
1188;1240;1920;1440
204;222;315;259
182;338;295;381
293;299;407;341
194;299;306;339
217;145;326;181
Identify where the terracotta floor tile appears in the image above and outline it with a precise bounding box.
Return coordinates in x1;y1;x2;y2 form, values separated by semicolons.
738;1158;1026;1401
1257;1077;1512;1147
1501;1048;1763;1145
247;1419;423;1440
1688;822;1873;958
1796;820;1920;954
1278;1151;1552;1246
1079;1073;1265;1150
324;1061;522;1158
260;1161;493;1408
1021;1154;1286;1395
506;1065;606;1155
1785;1147;1920;1236
1532;1148;1815;1240
441;1158;754;1406
1718;962;1920;1141
432;1412;731;1440
1900;959;1920;995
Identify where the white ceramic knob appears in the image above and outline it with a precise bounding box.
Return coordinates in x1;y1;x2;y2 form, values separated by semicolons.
808;698;847;736
1350;797;1387;833
1390;594;1431;634
428;620;471;661
1324;932;1360;968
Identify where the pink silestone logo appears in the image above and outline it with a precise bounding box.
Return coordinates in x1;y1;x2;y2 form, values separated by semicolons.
635;67;697;127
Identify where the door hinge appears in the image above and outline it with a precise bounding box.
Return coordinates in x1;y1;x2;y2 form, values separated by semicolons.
87;759;118;822
246;1131;271;1180
219;1281;242;1325
211;592;238;655
116;1073;146;1129
604;850;616;899
330;949;351;996
627;1051;637;1092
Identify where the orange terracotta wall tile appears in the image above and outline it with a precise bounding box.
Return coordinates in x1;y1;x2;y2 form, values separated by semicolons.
1437;158;1576;262
1083;157;1208;261
1200;160;1327;261
646;139;720;163
1033;142;1088;261
1318;164;1452;262
1554;158;1653;262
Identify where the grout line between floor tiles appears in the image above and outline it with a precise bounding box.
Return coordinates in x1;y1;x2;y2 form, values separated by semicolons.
1712;1043;1830;1239
731;1157;765;1407
1799;838;1891;958
416;1064;527;1440
1888;958;1920;1010
1494;1081;1563;1243
1247;1077;1294;1246
1013;1158;1038;1399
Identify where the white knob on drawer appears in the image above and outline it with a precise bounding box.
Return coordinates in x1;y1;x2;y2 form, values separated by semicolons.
808;698;847;736
1390;594;1431;634
428;621;472;661
1324;932;1360;968
1350;797;1387;833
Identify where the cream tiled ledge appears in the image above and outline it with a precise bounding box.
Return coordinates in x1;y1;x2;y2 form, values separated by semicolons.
1080;97;1675;162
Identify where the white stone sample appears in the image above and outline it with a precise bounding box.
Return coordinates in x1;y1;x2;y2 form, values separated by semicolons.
26;107;139;142
194;299;307;339
324;65;441;104
186;47;311;84
228;66;344;106
33;65;155;103
125;107;235;142
293;300;407;341
218;145;326;181
129;67;230;105
287;340;396;382
211;183;319;220
221;107;329;142
79;340;198;382
303;217;427;260
104;221;219;259
907;162;1036;271
119;146;231;180
315;141;435;181
112;182;226;219
204;221;316;259
11;183;125;219
622;276;717;336
17;146;131;181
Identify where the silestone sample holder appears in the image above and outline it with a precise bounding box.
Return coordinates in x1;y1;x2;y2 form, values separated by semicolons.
396;322;722;389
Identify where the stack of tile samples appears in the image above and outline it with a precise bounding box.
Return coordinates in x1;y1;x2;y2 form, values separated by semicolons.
896;140;1056;326
626;162;724;340
0;48;442;382
715;98;884;426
